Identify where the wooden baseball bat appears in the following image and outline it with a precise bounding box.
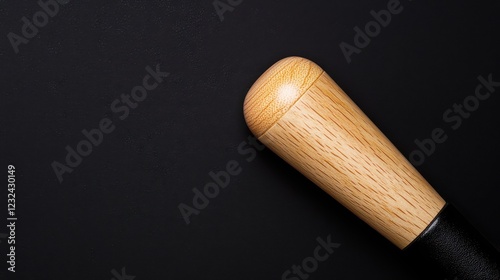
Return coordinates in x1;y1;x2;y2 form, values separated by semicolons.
243;57;499;279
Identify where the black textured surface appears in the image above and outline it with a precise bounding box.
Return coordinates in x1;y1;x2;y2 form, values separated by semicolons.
1;1;500;279
404;204;500;279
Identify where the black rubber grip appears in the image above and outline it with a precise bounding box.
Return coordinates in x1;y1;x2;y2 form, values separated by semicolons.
404;203;500;279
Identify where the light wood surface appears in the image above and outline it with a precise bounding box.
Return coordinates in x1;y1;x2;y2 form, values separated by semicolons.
243;57;446;249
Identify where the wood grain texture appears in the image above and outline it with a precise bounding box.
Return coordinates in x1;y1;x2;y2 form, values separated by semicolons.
243;57;323;138
243;57;446;249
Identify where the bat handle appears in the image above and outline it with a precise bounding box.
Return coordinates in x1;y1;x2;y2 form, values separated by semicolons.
243;56;500;278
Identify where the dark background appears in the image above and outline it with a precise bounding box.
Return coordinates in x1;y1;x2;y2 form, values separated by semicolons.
1;0;499;279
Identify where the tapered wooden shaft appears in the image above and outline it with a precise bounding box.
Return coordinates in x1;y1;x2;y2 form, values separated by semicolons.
243;57;446;249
